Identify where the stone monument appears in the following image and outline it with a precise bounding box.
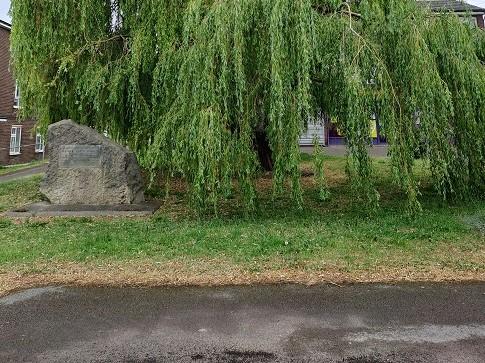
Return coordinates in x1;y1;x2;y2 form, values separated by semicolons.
40;120;145;205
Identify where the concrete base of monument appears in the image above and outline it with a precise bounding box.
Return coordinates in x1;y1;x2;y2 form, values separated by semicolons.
6;201;161;218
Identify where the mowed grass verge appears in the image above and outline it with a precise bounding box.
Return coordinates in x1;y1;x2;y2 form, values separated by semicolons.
0;156;484;295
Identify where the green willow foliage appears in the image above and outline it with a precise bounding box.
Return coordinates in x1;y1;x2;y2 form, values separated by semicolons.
10;0;485;212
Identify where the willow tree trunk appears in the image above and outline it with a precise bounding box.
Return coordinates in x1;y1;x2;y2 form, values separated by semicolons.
254;130;273;171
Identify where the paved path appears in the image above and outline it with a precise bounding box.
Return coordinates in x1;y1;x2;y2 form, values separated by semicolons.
0;164;46;184
301;145;389;158
1;283;484;362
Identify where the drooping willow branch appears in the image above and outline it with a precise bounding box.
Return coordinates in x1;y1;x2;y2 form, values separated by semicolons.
10;0;485;213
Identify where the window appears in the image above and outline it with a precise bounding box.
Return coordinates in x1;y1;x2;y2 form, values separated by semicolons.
367;66;377;85
0;118;6;122
10;126;22;155
35;133;45;153
414;110;422;127
461;16;478;28
14;81;20;108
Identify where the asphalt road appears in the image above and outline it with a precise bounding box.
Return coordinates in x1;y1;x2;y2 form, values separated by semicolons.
1;283;484;362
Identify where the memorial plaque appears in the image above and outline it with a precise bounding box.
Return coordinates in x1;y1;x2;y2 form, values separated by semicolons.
59;145;102;168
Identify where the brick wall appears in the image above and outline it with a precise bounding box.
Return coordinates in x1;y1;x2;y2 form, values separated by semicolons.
0;24;43;166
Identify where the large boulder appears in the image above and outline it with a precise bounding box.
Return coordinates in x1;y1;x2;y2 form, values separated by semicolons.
40;120;144;205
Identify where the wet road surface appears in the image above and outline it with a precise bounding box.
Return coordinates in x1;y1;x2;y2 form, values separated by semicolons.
1;283;484;362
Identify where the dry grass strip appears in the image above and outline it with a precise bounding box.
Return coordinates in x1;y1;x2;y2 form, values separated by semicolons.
1;259;483;297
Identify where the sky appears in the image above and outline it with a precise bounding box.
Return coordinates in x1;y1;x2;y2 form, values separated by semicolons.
0;0;485;22
0;0;10;22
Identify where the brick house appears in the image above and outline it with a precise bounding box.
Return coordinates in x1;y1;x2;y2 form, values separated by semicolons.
0;19;44;166
419;0;485;29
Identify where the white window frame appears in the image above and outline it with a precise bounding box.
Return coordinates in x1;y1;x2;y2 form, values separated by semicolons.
35;132;45;153
0;118;7;123
14;81;20;109
460;16;478;28
10;126;22;155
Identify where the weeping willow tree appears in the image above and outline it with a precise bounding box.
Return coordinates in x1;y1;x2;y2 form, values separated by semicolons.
10;0;485;212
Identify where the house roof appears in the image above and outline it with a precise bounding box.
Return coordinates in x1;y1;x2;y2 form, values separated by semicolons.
418;1;485;14
0;19;11;31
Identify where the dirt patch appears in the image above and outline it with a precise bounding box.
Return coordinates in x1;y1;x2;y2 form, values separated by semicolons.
1;259;484;298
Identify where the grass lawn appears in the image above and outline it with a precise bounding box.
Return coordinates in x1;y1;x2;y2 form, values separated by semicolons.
0;160;47;176
0;156;483;295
